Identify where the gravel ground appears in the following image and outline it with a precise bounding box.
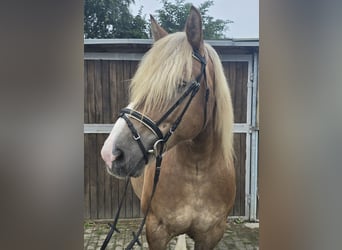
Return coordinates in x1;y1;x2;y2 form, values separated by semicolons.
84;218;259;249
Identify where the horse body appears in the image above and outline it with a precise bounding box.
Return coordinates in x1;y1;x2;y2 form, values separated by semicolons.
134;134;235;249
101;6;235;249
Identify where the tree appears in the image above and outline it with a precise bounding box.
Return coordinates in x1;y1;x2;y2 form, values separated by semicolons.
84;0;148;38
156;0;233;39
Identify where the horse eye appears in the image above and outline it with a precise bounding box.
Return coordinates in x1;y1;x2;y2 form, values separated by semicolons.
177;80;188;91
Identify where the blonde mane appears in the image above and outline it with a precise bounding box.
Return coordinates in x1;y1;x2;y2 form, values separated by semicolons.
205;44;234;165
130;32;193;112
130;32;234;166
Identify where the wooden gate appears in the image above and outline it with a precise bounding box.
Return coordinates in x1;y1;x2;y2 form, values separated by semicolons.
84;39;259;220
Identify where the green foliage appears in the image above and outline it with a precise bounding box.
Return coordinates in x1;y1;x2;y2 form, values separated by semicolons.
156;0;233;39
84;0;232;39
84;0;148;38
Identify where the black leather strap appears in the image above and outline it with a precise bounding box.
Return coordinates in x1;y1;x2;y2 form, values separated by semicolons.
100;178;130;250
120;113;149;164
156;81;200;126
121;108;164;139
193;49;209;129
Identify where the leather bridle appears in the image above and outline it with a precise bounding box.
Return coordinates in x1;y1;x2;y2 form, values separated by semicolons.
101;49;209;250
119;49;209;166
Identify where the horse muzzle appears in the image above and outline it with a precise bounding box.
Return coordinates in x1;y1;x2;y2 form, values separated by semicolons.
101;117;156;178
112;149;146;178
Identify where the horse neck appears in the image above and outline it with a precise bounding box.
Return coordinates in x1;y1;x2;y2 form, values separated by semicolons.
175;120;222;170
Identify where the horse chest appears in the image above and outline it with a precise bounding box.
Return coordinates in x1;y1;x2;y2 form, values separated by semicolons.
154;174;229;231
158;199;226;234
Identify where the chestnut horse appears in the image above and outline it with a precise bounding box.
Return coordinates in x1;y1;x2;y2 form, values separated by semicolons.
101;6;235;250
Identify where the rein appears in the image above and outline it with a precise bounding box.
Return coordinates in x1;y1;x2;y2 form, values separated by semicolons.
101;50;208;250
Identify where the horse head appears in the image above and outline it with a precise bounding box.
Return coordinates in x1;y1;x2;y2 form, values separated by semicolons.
101;6;231;179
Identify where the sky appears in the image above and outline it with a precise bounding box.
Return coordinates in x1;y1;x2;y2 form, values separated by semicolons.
131;0;259;38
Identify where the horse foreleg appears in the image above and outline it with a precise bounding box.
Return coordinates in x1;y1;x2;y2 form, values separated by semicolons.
145;214;172;250
193;220;226;250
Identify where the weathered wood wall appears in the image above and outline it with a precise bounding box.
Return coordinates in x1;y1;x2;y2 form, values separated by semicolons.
84;41;257;219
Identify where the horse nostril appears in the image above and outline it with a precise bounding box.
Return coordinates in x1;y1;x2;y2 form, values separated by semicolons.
112;148;124;161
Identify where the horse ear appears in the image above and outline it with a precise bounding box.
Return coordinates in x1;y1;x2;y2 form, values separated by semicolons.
150;15;168;41
185;6;203;51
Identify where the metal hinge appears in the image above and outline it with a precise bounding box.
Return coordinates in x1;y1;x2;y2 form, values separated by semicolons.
250;72;254;82
248;126;259;133
247;194;251;204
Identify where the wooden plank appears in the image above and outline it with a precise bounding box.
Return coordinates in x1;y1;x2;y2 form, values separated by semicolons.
125;182;134;218
118;178;127;217
97;133;114;219
239;134;246;215
131;61;139;75
108;60;123;218
117;60;126;113
132;199;142;218
86;61;98;218
240;134;246;215
111;177;119;218
234;62;244;123
97;134;105;218
84;134;90;219
101;61;111;124
223;62;244;216
237;62;248;123
223;62;237;123
84;61;90;218
223;61;248;216
87;61;96;123
234;62;243;123
223;62;248;124
233;134;241;216
94;60;103;123
84;61;89;123
117;60;129;109
116;61;126;111
229;133;246;216
224;62;235;98
123;61;131;104
242;62;248;122
132;185;142;218
88;134;98;218
225;62;247;216
104;166;113;218
109;61;118;118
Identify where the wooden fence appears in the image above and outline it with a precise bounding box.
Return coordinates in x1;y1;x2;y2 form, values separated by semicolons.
84;39;259;220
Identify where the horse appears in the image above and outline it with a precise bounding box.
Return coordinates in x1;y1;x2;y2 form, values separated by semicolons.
101;6;236;250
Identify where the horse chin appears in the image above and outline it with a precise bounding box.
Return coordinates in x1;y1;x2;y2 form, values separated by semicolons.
128;167;144;178
105;165;125;179
108;158;146;179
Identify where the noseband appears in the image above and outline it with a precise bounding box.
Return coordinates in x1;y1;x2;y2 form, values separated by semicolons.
101;50;209;250
119;49;209;165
